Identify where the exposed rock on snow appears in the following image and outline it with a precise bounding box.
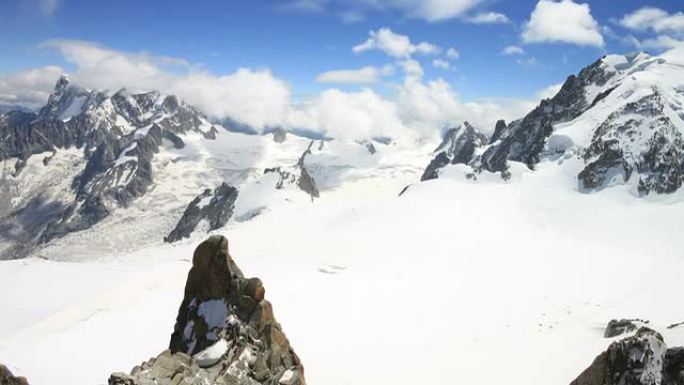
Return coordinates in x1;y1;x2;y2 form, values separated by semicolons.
264;141;320;201
272;127;287;143
421;122;488;181
604;319;650;338
297;142;320;200
109;235;306;385
165;183;239;243
0;364;29;385
571;327;684;385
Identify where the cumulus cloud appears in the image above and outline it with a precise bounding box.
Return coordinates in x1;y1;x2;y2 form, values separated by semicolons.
446;48;460;59
466;12;509;24
316;65;393;84
502;45;525;55
537;83;563;99
432;59;450;70
1;39;548;142
620;7;684;34
0;66;64;109
288;88;412;140
9;40;291;129
522;0;604;47
353;28;440;58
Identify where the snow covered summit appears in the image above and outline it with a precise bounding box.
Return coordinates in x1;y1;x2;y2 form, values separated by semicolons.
424;50;684;196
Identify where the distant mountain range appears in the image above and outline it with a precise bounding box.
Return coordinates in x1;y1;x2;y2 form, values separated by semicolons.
2;50;684;259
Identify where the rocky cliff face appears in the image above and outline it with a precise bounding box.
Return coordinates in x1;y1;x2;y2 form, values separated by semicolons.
421;122;488;181
165;183;239;243
109;235;306;385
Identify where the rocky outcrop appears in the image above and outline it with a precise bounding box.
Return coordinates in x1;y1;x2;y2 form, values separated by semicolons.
109;236;306;385
421;122;488;181
604;319;649;338
571;326;684;385
165;183;239;243
0;364;29;385
297;142;319;200
264;141;320;201
272;128;287;143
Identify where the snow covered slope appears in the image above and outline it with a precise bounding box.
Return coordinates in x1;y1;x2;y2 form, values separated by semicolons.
1;158;684;385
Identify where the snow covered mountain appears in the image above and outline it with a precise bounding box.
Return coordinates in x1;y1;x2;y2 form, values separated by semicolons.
0;78;424;259
423;51;684;196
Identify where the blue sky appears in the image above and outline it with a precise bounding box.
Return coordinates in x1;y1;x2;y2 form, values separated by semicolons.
0;0;683;138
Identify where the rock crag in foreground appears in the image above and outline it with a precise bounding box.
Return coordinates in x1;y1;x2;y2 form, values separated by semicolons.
572;326;684;385
109;235;306;385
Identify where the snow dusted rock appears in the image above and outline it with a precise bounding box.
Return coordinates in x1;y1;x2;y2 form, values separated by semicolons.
479;56;616;173
264;141;320;200
421;122;488;181
165;183;239;243
604;319;650;338
0;364;29;385
110;235;306;385
571;327;684;385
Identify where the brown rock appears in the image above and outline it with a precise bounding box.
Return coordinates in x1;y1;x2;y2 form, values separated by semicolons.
0;364;29;385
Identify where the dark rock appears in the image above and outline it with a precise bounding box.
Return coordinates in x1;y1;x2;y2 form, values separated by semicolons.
272;127;287;143
111;236;306;385
366;142;376;154
0;364;29;385
604;319;649;338
571;327;666;385
665;348;684;385
421;122;488;181
297;141;320;200
165;183;239;243
489;119;507;144
481;56;617;173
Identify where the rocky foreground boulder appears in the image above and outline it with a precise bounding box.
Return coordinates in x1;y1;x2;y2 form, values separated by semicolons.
0;364;29;385
109;235;306;385
571;326;684;385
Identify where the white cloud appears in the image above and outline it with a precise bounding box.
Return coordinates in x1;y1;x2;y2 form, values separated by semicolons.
288;88;412;140
31;40;291;129
620;7;684;34
522;0;604;47
466;12;510;24
537;83;562;99
398;59;424;80
2;39;546;142
353;28;440;58
316;65;393;84
0;65;64;109
446;48;460;59
502;45;525;55
432;59;450;70
287;0;481;22
396;0;482;22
